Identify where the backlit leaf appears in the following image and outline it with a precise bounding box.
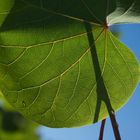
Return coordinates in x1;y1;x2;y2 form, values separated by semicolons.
0;0;139;127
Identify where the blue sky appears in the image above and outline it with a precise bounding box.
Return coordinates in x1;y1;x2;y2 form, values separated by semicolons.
38;24;140;140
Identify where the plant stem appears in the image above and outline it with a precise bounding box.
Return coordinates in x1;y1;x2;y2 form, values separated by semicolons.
98;119;106;140
109;111;121;140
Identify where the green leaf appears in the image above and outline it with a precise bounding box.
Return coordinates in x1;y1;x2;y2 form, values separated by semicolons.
0;0;15;27
0;0;139;127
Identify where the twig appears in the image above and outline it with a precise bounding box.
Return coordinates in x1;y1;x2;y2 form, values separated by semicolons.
109;111;121;140
98;119;106;140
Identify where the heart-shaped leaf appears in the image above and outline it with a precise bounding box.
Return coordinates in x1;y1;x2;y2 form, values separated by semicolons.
0;0;139;127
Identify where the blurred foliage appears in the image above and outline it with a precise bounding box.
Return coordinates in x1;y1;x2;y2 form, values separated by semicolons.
0;90;40;140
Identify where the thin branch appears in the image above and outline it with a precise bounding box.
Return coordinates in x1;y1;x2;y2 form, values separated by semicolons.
98;119;106;140
84;22;121;140
109;111;121;140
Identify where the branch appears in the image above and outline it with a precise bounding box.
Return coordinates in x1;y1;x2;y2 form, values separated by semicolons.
98;119;106;140
109;111;121;140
